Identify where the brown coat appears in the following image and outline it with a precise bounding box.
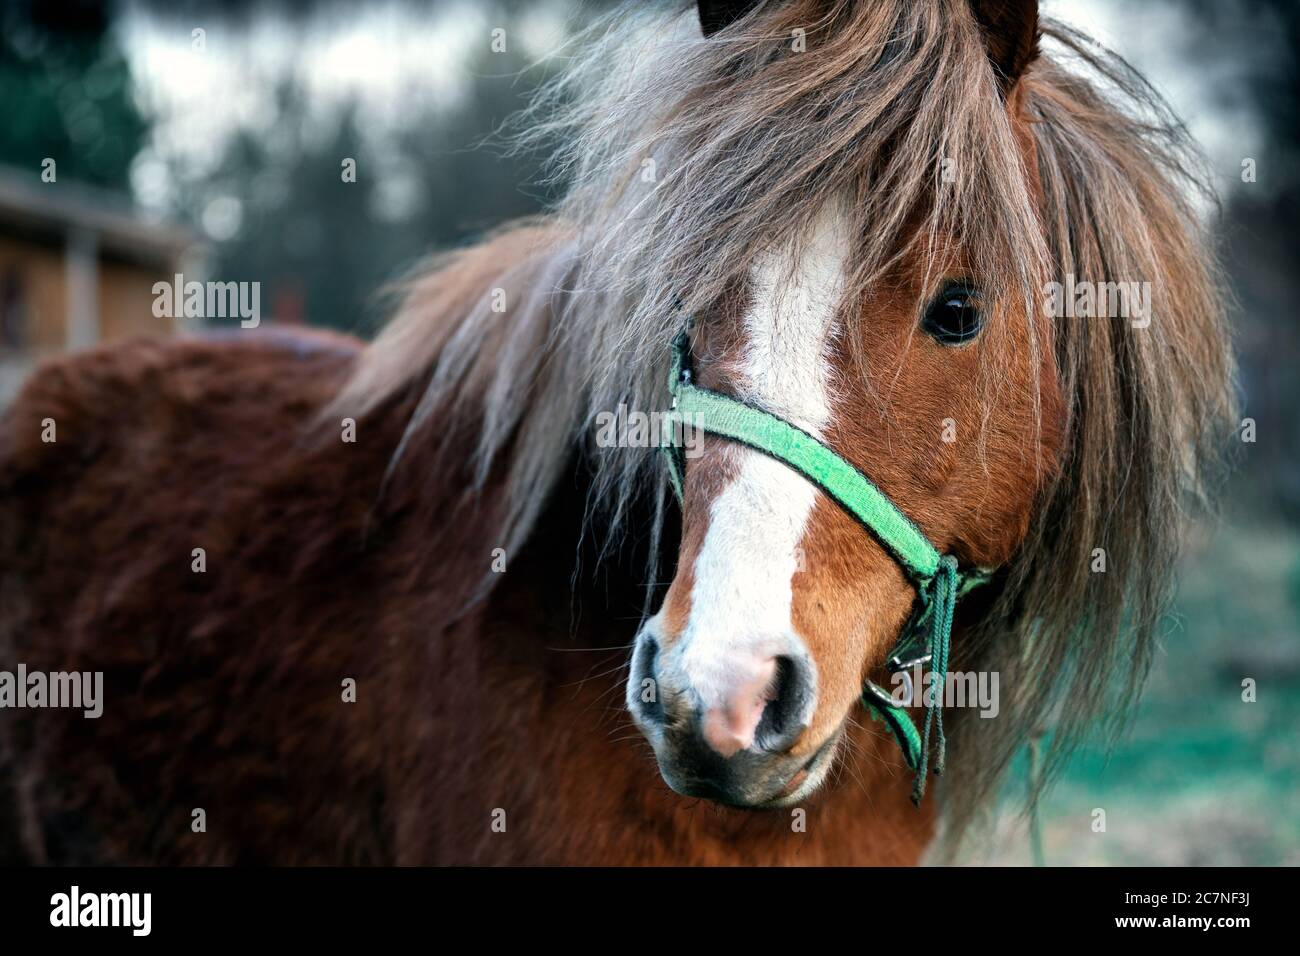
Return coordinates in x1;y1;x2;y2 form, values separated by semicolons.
0;329;930;864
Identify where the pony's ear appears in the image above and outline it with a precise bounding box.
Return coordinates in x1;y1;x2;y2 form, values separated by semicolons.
697;0;761;37
969;0;1039;93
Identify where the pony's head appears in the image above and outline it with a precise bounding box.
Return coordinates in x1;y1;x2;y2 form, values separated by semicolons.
338;0;1235;845
624;0;1060;807
628;215;1064;806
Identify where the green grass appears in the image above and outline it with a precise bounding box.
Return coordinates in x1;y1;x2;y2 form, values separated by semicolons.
970;518;1300;865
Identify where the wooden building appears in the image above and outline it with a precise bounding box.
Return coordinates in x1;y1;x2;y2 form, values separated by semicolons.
0;165;199;403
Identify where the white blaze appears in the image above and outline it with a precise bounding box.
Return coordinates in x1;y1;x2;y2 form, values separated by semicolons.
672;202;850;720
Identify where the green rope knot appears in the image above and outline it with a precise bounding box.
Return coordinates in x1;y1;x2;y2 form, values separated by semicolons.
910;553;958;806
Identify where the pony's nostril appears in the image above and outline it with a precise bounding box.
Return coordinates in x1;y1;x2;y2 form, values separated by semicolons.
630;634;666;725
756;655;814;753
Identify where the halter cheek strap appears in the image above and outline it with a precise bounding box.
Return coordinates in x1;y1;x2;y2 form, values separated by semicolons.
660;328;993;805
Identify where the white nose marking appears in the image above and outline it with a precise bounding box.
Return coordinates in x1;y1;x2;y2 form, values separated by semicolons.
674;200;849;733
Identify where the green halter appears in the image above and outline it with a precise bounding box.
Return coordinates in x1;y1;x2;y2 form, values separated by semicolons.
659;328;992;804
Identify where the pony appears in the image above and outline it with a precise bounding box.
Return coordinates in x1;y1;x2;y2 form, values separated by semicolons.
0;0;1234;865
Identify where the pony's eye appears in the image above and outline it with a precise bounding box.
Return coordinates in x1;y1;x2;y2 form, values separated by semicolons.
921;281;984;345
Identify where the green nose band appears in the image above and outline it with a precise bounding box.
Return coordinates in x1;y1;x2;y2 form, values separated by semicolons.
659;326;993;805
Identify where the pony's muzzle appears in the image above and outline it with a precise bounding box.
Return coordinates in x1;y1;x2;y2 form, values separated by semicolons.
627;627;819;806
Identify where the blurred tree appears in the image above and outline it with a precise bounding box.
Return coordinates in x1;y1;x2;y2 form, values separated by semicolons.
1182;0;1300;519
0;0;147;190
0;0;612;334
187;41;558;335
